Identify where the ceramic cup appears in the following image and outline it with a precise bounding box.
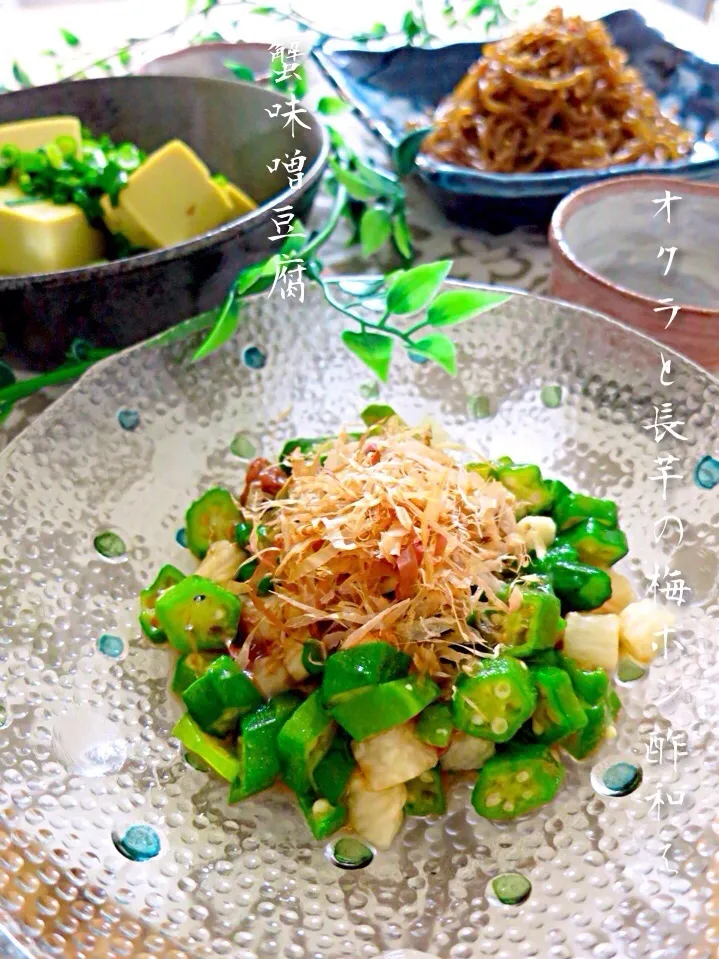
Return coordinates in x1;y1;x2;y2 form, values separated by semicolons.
549;174;719;370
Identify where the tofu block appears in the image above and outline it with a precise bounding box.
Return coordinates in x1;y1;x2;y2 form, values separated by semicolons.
0;183;104;275
115;139;233;248
222;181;257;218
100;194;156;250
0;116;81;155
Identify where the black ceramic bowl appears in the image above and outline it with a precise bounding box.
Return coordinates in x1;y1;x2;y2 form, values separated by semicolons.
0;75;328;368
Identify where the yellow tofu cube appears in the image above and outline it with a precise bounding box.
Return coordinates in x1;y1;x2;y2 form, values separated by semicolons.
0;183;104;276
221;181;257;218
114;139;233;248
0;116;81;156
100;194;156;251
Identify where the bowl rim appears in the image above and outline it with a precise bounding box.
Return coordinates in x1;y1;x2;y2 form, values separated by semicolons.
137;40;275;80
0;74;329;289
548;173;719;316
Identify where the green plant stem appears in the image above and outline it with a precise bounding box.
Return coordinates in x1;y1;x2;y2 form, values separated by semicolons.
0;359;100;405
405;318;429;335
299;184;348;260
316;280;411;343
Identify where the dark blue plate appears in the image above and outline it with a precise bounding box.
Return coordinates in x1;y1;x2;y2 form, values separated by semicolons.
313;8;719;231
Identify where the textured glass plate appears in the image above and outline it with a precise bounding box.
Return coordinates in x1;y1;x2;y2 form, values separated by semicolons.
1;282;719;959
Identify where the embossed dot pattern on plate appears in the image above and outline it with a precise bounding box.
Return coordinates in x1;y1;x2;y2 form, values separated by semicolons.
0;282;718;958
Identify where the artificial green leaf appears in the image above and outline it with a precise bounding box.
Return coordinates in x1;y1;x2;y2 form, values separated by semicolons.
117;48;131;67
341;331;393;382
192;298;243;362
60;28;80;47
402;10;422;42
361;403;397;426
337;278;385;298
0;402;12;426
408;332;457;375
468;0;501;16
202;0;220;9
280;222;306;255
360;205;392;257
0;361;16;389
326;125;347;153
392;211;413;260
352;160;400;198
224;60;255;82
328;159;377;201
387;260;452;315
393;126;432;177
12;62;32;87
317;96;348;115
426;288;509;327
252;5;277;11
235;256;279;296
354;22;388;41
292;63;309;98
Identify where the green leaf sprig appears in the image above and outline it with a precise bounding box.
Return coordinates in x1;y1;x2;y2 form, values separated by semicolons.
1;0;514;416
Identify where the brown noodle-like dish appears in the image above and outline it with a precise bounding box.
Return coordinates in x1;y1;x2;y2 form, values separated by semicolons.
421;7;694;173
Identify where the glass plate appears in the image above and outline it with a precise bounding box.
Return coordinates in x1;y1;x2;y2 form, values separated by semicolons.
1;281;718;959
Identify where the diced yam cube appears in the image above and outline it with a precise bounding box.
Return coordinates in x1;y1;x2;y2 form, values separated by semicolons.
195;541;245;584
619;599;675;663
347;770;407;849
440;731;495;771
352;723;437;791
563;611;620;672
592;569;637;615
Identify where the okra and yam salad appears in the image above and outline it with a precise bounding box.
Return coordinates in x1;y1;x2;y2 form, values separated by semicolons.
140;410;672;849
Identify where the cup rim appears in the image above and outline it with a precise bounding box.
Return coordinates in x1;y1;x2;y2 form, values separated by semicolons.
548;173;719;316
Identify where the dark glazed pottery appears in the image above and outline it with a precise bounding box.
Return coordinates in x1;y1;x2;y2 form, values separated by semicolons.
0;75;328;368
313;7;719;231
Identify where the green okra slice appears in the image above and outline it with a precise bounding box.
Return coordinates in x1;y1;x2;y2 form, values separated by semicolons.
528;665;588;744
171;650;218;695
548;561;612;612
182;654;263;736
172;713;240;783
277;689;336;795
229;692;303;802
452;656;537;742
502;588;562;658
552;492;618;532
155;575;241;653
556;518;628;567
471;743;565;819
296;793;347;840
416;702;454;748
556;652;609;705
312;732;356;805
496;463;554;517
185;487;241;559
404;765;446;816
139;564;186;643
322;641;411;707
330;674;439;741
